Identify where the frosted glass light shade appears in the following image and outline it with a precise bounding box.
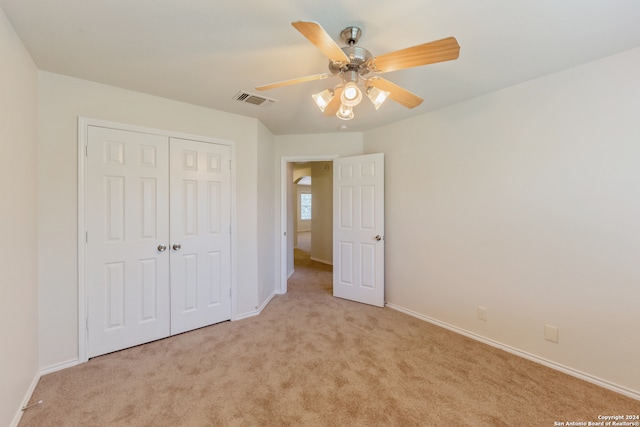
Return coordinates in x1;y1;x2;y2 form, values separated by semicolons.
311;89;334;112
366;86;390;110
336;104;354;120
340;82;362;107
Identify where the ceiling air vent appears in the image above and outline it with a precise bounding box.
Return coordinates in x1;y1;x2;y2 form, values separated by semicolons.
233;91;277;107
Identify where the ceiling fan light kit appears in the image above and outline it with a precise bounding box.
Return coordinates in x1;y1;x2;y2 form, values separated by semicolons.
366;86;390;110
341;81;362;107
336;104;354;121
311;88;335;112
256;21;460;121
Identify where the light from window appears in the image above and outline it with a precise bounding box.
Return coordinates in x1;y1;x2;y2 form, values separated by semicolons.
300;193;312;220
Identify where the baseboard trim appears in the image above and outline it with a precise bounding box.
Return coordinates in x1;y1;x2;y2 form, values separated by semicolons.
310;256;333;266
233;289;278;321
257;290;277;314
385;302;640;401
39;358;80;376
10;371;40;427
233;309;259;321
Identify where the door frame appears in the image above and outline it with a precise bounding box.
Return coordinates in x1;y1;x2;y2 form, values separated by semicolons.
279;155;338;294
77;117;237;363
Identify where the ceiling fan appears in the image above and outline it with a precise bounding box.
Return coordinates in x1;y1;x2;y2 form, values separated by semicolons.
256;21;460;120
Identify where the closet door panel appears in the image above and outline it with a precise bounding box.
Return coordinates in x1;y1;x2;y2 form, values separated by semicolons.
169;138;232;335
86;126;170;358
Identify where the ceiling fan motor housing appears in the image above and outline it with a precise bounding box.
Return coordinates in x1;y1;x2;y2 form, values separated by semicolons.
340;26;362;45
329;45;373;76
328;26;372;77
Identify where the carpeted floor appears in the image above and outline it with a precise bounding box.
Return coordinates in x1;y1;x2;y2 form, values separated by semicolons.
20;249;639;426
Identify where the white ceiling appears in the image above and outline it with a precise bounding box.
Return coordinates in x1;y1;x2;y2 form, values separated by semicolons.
2;0;640;135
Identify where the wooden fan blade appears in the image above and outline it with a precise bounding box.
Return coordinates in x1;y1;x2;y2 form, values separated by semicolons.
324;86;344;116
292;21;350;63
256;74;329;91
367;77;423;109
370;37;460;73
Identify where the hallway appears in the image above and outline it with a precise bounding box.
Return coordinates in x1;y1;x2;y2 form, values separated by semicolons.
291;231;332;296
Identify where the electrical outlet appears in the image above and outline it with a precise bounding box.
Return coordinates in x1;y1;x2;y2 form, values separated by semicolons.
544;324;559;343
477;306;488;321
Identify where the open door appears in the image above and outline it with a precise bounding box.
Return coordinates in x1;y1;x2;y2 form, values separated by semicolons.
333;153;384;307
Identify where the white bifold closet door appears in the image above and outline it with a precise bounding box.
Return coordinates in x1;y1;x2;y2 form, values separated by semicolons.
86;126;231;358
169;138;231;335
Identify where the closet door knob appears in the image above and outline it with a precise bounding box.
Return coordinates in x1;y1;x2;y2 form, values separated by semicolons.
172;244;182;251
157;244;167;252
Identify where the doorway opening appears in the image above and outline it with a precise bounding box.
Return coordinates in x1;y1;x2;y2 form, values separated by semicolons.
293;171;312;262
280;156;337;294
280;153;386;307
292;162;332;268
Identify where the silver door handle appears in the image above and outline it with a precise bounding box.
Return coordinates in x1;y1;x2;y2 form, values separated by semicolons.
157;244;167;252
375;235;383;241
172;244;181;251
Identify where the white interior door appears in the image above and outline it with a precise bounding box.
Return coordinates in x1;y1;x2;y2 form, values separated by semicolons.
169;138;232;335
333;153;385;307
86;126;170;357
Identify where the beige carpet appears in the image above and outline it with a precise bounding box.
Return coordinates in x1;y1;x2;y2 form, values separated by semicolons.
20;249;639;426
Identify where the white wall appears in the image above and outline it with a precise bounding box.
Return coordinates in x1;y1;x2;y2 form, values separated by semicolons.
274;133;363;289
293;166;312;182
257;121;276;307
310;162;333;264
364;47;640;395
37;71;265;370
0;7;39;426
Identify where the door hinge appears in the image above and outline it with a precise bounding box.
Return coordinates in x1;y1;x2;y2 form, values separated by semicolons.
85;143;88;157
86;316;89;331
229;160;232;170
85;231;88;243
